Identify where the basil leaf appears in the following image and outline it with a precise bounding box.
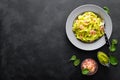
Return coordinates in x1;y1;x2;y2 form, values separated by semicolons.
112;39;118;45
82;69;89;75
109;55;118;66
73;59;80;66
109;44;116;52
103;6;110;13
70;55;76;61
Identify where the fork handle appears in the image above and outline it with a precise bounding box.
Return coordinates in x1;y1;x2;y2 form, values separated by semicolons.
104;33;110;47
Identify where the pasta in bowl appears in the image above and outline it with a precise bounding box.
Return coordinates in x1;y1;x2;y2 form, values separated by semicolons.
72;12;104;43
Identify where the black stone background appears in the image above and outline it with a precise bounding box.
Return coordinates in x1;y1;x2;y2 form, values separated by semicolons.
0;0;120;80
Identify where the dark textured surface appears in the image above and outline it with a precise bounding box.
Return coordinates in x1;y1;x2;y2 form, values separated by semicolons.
0;0;120;80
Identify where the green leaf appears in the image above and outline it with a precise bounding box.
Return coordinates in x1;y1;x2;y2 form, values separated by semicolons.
109;55;118;66
70;55;77;61
112;39;118;45
103;6;110;13
82;69;89;75
109;44;116;52
73;59;80;66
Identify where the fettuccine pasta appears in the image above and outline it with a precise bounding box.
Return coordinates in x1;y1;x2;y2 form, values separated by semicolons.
72;12;104;43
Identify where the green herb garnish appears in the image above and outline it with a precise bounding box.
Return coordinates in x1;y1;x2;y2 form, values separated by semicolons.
109;55;118;66
70;55;77;61
109;39;118;52
82;69;89;75
103;6;110;13
109;44;116;52
70;55;80;66
112;39;118;45
73;59;80;66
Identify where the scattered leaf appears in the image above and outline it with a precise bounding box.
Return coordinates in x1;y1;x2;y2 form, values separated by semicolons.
73;59;80;66
112;39;118;45
103;6;110;13
82;69;89;75
70;55;76;61
109;44;116;52
109;55;118;66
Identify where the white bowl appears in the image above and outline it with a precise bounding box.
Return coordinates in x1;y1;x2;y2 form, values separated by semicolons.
66;4;112;51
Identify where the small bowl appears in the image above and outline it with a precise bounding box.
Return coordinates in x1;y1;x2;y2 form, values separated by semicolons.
81;58;98;75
